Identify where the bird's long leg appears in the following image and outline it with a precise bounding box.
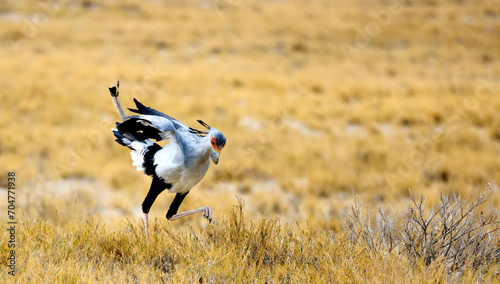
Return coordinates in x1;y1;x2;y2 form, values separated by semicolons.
168;206;213;222
142;175;169;241
144;213;149;242
108;81;128;121
166;192;213;223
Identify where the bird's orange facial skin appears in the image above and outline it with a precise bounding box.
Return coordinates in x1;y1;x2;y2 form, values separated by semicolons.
211;137;221;152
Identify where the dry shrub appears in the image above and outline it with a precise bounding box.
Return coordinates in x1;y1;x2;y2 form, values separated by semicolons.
342;184;500;275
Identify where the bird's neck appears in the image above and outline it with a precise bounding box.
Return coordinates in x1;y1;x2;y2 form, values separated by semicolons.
193;135;214;158
203;134;214;153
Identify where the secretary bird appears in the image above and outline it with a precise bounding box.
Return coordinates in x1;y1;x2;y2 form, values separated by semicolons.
108;82;226;240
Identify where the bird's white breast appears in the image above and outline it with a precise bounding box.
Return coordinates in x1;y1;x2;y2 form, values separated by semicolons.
154;139;211;194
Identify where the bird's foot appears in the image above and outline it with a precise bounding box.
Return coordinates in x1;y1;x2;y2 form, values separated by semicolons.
203;206;213;223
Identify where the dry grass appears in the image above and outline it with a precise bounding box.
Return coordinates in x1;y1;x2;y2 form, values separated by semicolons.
1;197;499;283
0;0;499;281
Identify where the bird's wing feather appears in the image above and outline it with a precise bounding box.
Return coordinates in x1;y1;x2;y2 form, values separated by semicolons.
128;99;208;135
122;115;198;164
128;98;189;130
125;115;178;139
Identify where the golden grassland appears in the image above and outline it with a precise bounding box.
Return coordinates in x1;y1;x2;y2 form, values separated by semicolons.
0;0;499;281
2;202;500;283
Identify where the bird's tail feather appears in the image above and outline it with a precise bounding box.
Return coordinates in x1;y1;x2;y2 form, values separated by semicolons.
113;129;133;149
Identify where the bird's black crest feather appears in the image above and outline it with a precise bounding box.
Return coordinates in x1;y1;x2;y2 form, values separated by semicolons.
197;120;211;130
189;127;208;136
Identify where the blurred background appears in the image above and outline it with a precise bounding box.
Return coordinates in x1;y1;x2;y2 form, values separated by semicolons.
0;0;499;230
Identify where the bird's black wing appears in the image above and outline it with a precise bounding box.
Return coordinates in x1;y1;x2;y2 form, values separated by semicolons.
128;98;208;136
116;118;166;142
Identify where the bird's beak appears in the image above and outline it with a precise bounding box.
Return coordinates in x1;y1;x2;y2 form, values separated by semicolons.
211;150;220;164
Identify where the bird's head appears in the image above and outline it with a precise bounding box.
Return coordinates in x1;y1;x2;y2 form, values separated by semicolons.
209;130;226;164
197;120;226;165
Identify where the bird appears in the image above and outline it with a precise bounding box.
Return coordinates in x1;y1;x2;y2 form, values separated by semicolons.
108;82;226;240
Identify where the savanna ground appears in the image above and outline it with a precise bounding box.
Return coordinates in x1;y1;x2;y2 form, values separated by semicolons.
0;0;499;282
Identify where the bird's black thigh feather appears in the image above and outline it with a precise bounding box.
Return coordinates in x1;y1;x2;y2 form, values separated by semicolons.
142;175;172;214
166;192;189;219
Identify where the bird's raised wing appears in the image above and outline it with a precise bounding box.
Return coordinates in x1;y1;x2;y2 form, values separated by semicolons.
128;99;187;130
117;115;178;142
128;99;209;136
117;114;200;166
